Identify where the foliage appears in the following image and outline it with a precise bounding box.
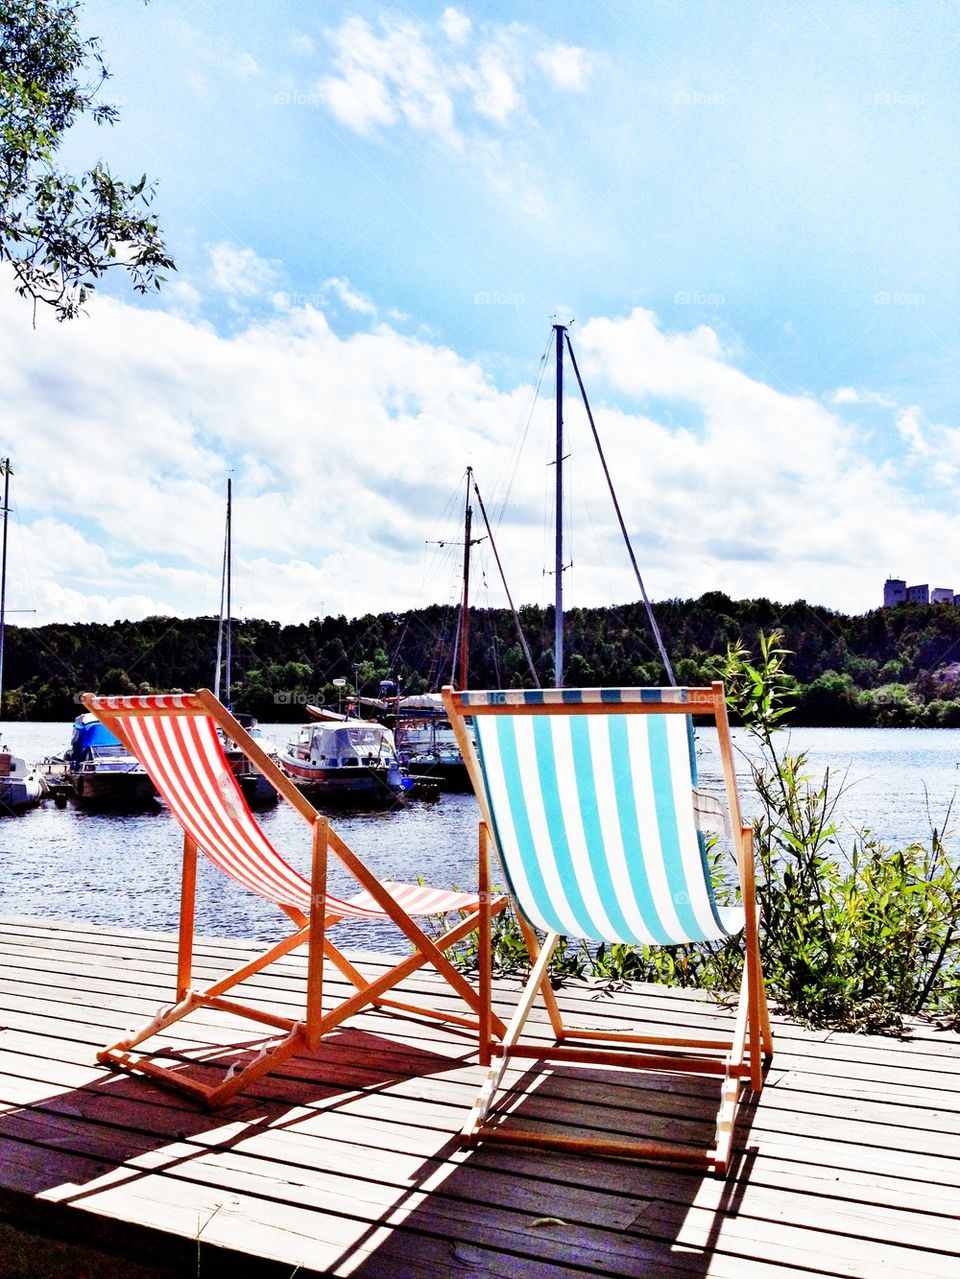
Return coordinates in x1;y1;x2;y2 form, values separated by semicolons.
715;631;960;1030
10;592;960;724
0;0;173;318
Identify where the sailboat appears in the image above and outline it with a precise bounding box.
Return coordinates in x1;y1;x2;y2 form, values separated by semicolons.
394;467;538;788
212;478;279;806
0;459;43;813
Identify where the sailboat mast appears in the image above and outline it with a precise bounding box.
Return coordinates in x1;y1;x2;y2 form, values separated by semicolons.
0;459;9;715
459;466;473;689
224;477;232;709
553;324;565;687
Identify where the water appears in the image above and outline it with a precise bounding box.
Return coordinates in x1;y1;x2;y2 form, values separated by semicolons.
2;722;958;950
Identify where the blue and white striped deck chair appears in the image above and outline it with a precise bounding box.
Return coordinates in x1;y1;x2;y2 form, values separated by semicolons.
442;682;772;1176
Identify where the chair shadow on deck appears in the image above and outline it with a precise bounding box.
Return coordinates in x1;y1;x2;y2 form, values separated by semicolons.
335;1040;765;1279
0;990;764;1279
0;1014;484;1277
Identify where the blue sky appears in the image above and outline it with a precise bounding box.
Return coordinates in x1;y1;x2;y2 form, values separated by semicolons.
2;0;958;625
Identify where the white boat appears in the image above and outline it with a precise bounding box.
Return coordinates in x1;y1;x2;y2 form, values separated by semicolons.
394;693;471;790
280;719;407;803
0;746;43;813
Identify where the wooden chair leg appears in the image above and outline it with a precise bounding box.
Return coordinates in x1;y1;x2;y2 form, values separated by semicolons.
305;816;328;1050
479;821;493;1067
463;930;562;1143
517;917;565;1039
177;833;198;1000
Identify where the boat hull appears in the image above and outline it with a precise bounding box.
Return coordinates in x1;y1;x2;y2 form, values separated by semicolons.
0;776;43;814
280;757;405;804
70;770;159;809
401;754;471;791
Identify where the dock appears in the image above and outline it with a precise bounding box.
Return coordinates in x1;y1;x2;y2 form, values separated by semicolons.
0;915;958;1278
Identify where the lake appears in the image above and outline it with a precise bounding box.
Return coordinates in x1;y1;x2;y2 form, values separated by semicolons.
2;722;958;950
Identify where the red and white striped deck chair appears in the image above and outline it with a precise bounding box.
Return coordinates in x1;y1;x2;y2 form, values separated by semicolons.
83;690;507;1107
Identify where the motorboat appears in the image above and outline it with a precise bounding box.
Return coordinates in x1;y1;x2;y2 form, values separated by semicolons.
0;747;43;814
394;694;471;791
220;712;281;806
64;713;158;808
280;719;407;803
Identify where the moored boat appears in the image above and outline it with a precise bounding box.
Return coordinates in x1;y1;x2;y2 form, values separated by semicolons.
221;712;281;807
394;694;471;791
64;713;158;808
280;719;407;803
0;747;43;814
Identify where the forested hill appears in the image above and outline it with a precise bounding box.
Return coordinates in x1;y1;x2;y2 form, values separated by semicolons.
5;592;960;726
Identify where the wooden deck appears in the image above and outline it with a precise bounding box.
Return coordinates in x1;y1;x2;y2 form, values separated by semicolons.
0;916;958;1279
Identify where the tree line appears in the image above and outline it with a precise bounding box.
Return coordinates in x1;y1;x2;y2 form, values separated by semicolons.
5;592;960;725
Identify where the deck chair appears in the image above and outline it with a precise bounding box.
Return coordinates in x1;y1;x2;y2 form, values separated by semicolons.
82;690;507;1107
442;682;772;1175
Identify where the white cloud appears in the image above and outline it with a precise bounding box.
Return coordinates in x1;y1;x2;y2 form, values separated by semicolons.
472;50;523;124
316;15;456;142
831;386;896;408
323;277;378;316
1;274;955;626
896;405;929;456
309;13;595;208
536;44;593;92
291;34;315;56
441;8;472;44
207;242;280;301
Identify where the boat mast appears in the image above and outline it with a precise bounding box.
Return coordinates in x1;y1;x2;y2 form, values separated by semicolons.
213;477;232;705
459;466;473;689
0;459;8;716
553;324;565;687
225;477;232;709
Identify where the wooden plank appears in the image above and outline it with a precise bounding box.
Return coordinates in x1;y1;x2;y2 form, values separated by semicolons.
2;916;960;1279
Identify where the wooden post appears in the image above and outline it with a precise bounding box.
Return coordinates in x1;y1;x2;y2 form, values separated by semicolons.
177;832;198;999
305;816;329;1049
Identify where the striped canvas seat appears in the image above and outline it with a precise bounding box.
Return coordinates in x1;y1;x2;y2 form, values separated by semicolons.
443;682;772;1176
111;698;479;923
469;695;742;946
84;690;505;1107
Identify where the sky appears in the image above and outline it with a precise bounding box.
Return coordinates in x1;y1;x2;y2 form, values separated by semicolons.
2;0;959;629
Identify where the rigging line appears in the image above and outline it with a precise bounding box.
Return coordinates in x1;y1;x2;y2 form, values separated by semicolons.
564;332;677;687
491;331;552;532
472;476;541;687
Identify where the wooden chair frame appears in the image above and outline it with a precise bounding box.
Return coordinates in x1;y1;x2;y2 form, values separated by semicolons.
442;681;773;1175
85;689;507;1108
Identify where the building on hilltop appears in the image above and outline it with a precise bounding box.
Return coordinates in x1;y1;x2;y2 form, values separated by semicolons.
883;578;960;607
